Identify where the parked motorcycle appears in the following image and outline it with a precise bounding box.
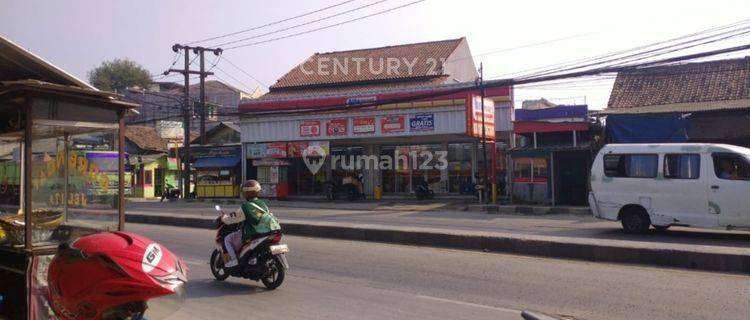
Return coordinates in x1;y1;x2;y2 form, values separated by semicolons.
325;181;366;201
415;181;434;200
209;205;289;290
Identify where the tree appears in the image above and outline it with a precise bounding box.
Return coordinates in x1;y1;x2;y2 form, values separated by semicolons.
87;58;152;92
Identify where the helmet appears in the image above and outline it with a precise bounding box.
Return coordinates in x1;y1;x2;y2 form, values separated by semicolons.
242;179;261;199
47;232;188;320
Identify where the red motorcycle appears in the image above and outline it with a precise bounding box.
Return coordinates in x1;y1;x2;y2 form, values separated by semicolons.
209;205;289;289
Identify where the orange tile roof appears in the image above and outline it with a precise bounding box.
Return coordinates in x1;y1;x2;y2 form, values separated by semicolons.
270;38;465;90
608;57;750;109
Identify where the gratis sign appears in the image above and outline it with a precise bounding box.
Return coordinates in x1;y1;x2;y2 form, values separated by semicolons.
409;113;434;132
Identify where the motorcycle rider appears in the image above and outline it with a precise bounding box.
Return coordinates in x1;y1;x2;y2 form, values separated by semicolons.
223;179;281;268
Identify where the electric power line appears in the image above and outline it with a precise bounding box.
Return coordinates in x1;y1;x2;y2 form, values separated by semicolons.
213;0;390;48
186;0;357;45
224;0;426;50
220;55;268;88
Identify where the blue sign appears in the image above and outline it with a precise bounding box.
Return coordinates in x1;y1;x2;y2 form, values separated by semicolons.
409;113;434;131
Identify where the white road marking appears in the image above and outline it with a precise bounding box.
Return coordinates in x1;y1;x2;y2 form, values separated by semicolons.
182;259;207;266
414;294;522;314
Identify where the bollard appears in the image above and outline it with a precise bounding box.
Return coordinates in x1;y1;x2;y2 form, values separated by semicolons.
374;185;382;200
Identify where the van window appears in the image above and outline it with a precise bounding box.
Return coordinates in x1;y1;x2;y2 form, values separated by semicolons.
604;154;658;178
712;153;750;180
664;154;700;179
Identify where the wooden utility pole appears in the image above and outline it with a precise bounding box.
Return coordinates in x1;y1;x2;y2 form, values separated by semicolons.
163;44;221;198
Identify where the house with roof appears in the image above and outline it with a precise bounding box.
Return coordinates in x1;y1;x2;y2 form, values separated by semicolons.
602;57;750;146
238;38;513;199
188;122;243;198
124;125;179;199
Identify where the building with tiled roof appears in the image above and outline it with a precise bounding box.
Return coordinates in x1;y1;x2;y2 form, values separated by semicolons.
259;38;477;101
605;57;750;114
602;57;750;145
238;38;515;200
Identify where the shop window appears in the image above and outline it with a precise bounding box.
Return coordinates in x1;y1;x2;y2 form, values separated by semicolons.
144;171;153;185
712;153;750;180
664;154;700;179
448;143;473;193
513;157;548;183
604;154;658;178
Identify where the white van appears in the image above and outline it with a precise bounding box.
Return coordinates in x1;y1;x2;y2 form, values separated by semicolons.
589;143;750;233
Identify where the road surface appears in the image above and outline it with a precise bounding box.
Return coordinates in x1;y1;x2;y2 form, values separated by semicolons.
128;223;750;320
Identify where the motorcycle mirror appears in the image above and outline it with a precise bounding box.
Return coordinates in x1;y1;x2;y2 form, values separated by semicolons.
214;205;221;211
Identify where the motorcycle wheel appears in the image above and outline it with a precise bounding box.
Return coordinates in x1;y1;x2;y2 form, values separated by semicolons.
210;250;230;281
260;256;285;290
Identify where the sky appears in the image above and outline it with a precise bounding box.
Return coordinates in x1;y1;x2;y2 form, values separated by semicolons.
2;0;750;109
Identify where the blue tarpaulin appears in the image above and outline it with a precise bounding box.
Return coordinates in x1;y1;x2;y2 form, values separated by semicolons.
193;156;241;168
607;114;688;143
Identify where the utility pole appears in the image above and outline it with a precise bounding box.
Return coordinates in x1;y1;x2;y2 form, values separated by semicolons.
163;44;221;198
479;62;489;204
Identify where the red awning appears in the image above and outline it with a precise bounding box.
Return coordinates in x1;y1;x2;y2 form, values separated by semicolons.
513;121;588;134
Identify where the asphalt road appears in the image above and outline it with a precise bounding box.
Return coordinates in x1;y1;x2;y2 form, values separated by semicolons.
126;201;750;249
128;223;750;320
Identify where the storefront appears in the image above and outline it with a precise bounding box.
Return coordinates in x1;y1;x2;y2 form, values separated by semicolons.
131;154;178;199
191;145;242;198
240;84;512;199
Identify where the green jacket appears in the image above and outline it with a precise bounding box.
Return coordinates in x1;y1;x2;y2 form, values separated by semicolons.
240;198;281;241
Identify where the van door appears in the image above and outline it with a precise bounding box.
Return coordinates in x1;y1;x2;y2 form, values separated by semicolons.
655;153;712;227
709;153;750;228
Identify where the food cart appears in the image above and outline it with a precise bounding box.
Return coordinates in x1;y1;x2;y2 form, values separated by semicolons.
0;37;136;319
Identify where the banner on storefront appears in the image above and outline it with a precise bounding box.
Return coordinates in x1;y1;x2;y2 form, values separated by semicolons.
409;113;434;132
287;141;330;157
466;95;495;140
352;117;376;134
299;120;321;137
266;142;288;158
381;115;405;133
246;144;267;159
326;118;348;136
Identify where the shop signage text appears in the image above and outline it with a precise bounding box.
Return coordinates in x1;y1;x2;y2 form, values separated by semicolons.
345;96;377;106
409;113;434;131
467;95;496;140
380;115;405;133
326;118;348;136
299;120;321;137
352;117;376;134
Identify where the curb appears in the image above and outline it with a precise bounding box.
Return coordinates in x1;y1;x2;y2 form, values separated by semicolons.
126;213;750;274
468;205;591;215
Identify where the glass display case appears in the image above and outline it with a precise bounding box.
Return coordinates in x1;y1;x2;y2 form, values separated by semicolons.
0;82;134;319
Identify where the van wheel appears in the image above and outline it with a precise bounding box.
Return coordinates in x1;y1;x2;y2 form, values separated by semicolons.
653;225;670;232
620;207;651;233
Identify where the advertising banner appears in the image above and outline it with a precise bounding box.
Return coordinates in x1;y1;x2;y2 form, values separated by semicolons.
326;118;348;136
246;144;268;159
467;95;496;140
352;117;376;134
299;120;321;137
287;141;330;157
266;142;288;158
380;115;405;134
409;113;435;132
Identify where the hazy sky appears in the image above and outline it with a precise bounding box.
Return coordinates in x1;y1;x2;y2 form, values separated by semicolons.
2;0;750;109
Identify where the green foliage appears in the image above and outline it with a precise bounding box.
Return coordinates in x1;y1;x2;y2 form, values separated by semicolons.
87;58;152;92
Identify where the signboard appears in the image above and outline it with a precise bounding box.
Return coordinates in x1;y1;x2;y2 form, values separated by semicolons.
466;95;496;140
299;120;321;137
287;141;330;157
265;142;288;158
156;121;184;139
409;113;434;132
352;117;376;134
380;115;405;134
326;118;348;136
246;144;267;159
346;96;377;106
